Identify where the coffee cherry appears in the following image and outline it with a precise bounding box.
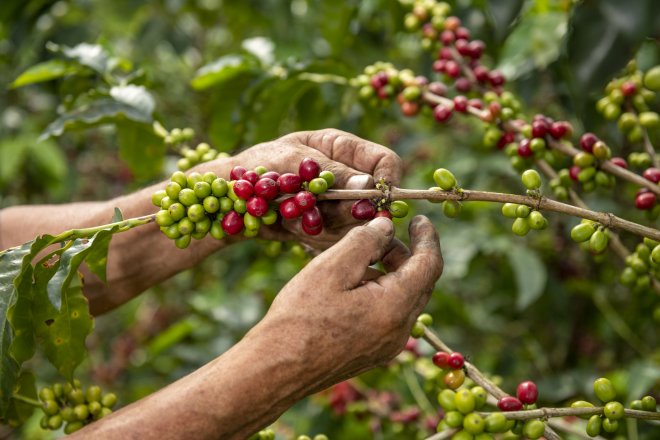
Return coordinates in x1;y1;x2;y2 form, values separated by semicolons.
39;387;55;402
444;410;463;428
580;133;598;153
497;396;523;411
299;157;321;182
186;172;203;189
73;404;89;421
432;352;450;369
410;321;425;338
230;166;247;181
243;213;261;231
233;199;247;214
512;217;530;236
195;217;211;235
644;66;660;91
527;211;547;230
302;207;323;229
602;417;618;433
643;167;660;183
170;171;188;189
438;389;457;410
641;395;657;411
178;188;199;207
589;229;609;254
152;190;167;207
550;121;571;139
309;177;328;195
636;191;656;210
570;400;595;419
293;191;316;212
156;210;175;227
42;399;59;416
455;389;476;414
531;120;548;138
186;204;205;222
517;139;533;157
211;178;228;197
433;168;457;190
522;420;545;439
302;221;323;236
443;369;465;389
442;200;462;218
484;412;508;433
260;171;280;182
278;173;302;193
202;196;219;214
279;198;302;219
521;169;541;190
193;181;212;199
447;352;465;369
242;170;259;185
221;211;244;235
433;104;453;122
351;199;376;220
388;200;409;218
233;180;254;200
246;196;269;217
594;378;616;402
463;413;485;435
64;421;84;434
375;210;392;219
603;401;624;419
501;203;519;218
571;223;596;242
516;381;538;404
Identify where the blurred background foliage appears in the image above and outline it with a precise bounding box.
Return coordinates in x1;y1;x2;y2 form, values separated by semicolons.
1;0;659;438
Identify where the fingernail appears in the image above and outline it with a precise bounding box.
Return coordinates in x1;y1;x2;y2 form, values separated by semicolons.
367;217;394;235
346;174;372;189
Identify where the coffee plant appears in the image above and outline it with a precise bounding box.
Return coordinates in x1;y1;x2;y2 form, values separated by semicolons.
1;0;659;438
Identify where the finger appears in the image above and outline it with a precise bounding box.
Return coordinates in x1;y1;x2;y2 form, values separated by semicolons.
290;129;403;185
306;217;395;290
280;218;354;250
377;216;442;308
381;238;411;273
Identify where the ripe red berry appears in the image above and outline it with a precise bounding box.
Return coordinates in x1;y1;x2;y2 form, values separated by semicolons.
440;30;455;45
455;27;470;40
242;170;259;185
455;77;471;93
445;61;461;78
302;206;323;228
302;221;323;236
516;381;539;405
221;211;244;235
279;197;301;219
233;179;254;200
488;70;505;86
230;166;247;181
455;39;471;56
452;96;468;113
438;47;453;60
497;131;515;149
468;40;485;59
531;119;549;138
569;165;581;181
415;75;429;86
447;352;465;369
432;59;447;73
550;121;570;139
580;133;598;153
370;71;388;88
636;191;657;210
254;178;279;200
642;167;660;183
498;396;523;412
428;82;448;96
261;171;280;181
246;196;269;217
473;65;489;82
621;81;637;97
433;105;453;122
299;157;321;182
517;139;533;158
293;191;316;211
401;101;420;117
432;352;449;369
278;173;302;193
610;157;628;169
468;98;483;109
351;199;376;220
375;210;393;219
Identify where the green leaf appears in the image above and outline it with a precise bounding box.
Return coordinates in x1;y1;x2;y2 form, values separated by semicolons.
208;73;259;151
34;264;93;381
566;0;656;97
83;228;117;283
3;371;37;425
46;237;99;310
109;85;155;118
506;245;547;310
116;120;166;179
146;318;196;358
10;60;86;89
485;0;525;42
26;137;68;185
316;1;356;56
0;238;51;417
497;12;567;79
0;136;30;187
112;207;124;222
191;54;258;90
59;42;110;74
40;97;154;140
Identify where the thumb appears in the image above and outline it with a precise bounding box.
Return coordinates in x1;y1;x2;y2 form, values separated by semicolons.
307;217;395;290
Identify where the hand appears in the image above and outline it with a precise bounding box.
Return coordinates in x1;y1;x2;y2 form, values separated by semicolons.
230;129;403;248
249;215;442;394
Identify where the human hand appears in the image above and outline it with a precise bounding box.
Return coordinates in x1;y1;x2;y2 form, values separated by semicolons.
249;215;442;394
229;129;403;248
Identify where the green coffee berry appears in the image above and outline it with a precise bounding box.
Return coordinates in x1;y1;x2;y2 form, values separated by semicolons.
589;230;608;254
433;168;457;190
42;400;59;416
515;205;531;218
442;200;462;218
175;234;192;249
202;171;217;184
309;178;328;195
178;188;199;206
522;420;545;439
64;421;84;434
570;400;595;419
455;389;476;414
48;415;63;430
594;378;616;402
417;313;433;326
219;197;234;213
187;204;206;222
210;221;226;240
602;417;618;433
168;203;186;221
438;389;457;411
203;196;220;214
527;211;547;230
410;321;425;338
212;178;228;197
195;218;212;234
187;172;203;188
603;401;624;419
233;199;247;214
319;170;335;187
88;401;102;416
160;196;174;210
152;190;167;207
156;210;174;227
571;223;596;243
463;412;485;434
444;411;464;428
484;412;508;433
471;387;487;409
512;217;530;236
641;395;656;411
389;200;409;218
166;182;181;200
261;209;278;225
194;181;212;199
521;169;542;190
74;404;89;421
501;203;519;218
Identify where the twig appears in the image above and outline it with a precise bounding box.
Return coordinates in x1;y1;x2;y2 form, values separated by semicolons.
11;394;41;407
403;365;436;417
642;128;659;168
476;407;660;421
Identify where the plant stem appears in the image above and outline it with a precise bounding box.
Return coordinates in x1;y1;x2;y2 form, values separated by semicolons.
425;428;458;440
11;394;42;407
402;365;436;417
317;188;660;242
642;128;659;169
47;214;156;246
297;72;348;85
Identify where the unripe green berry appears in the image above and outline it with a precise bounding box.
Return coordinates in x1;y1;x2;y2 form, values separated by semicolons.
417;313;433;326
160;196;174;210
643;66;660;91
101;393;117;408
42;399;59;416
433;168;457;190
261;209;278;226
522;420;545;439
602;417;618;433
319;170;335;187
48;414;63;430
39;387;55;402
243;228;259;238
166;182;181;200
463;412;485;434
73;404;89;421
603;401;624;419
156;210;175;227
592;141;611;160
203;196;220;214
313;435;329;440
187;172;203;188
444;411;464;428
631;399;644;410
594;377;616;402
501;203;519;218
641;395;656;411
570;400;595;419
152;190;167;207
410;321;425;338
212;178;228;197
210;220;226;240
233;199;247;214
175;234;192;249
521;169;542;190
512;217;530;236
219;197;234;213
64;421;84;434
438;389;457;411
389;200;409;218
527;211;547;230
178;188;199;206
86;385;102;403
177;158;191;171
171;171;188;188
529;138;545;153
571;223;595;242
60;407;75;422
202;171;217;185
516;205;531;218
651;245;660;265
309;177;328;195
578;167;596;183
194;181;212;199
442;200;462;218
589;229;609;254
88;401;102;416
484;412;507;433
168;203;186;221
244;213;261;231
195;217;212;234
254;166;268;175
187;204;206;222
471;387;487;409
454;389;476;414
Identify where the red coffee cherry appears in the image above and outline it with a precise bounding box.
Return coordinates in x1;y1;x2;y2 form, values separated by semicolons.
302;207;323;229
293;191;316;212
278;173;302;193
230;166;247;181
453;96;469;112
468;40;485;59
550;121;571;139
636;191;657;210
233;180;254;200
531;120;549;138
432;352;450;369
440;30;455;45
642;167;660;183
261;171;280;181
455;26;470;40
428;81;448;96
447;352;465;369
433;105;453;122
621;81;637;97
370;71;388;88
375;210;393;219
610;157;628;169
569;165;581;181
299;157;321;182
517;139;533;158
468;98;483;109
580;133;598;153
401;101;420;117
433;59;447;73
351;199;376;220
473;65;489;82
516;381;539;405
497;396;523;412
254;178;279;200
246;196;269;217
221;211;244;235
455;78;471;93
445;61;461;78
279;197;301;219
242;170;259;185
488;70;505;86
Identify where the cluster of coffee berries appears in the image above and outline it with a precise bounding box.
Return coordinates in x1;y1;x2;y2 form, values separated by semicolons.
163;126;195;145
353;62;428;114
410;312;433;338
597;62;660;142
570;220;610;255
38;381;116;434
620;237;659;292
351;198;409;221
153;158;335;247
429;168;462;218
432;350;466;390
553;132;616;194
571;377;657;436
501;115;572;170
295;435;329;440
250;429;330;440
628;151;653;169
400;0;451;51
176;142;229;172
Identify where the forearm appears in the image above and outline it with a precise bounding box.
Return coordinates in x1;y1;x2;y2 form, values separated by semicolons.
69;316;320;440
0;158;243;315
